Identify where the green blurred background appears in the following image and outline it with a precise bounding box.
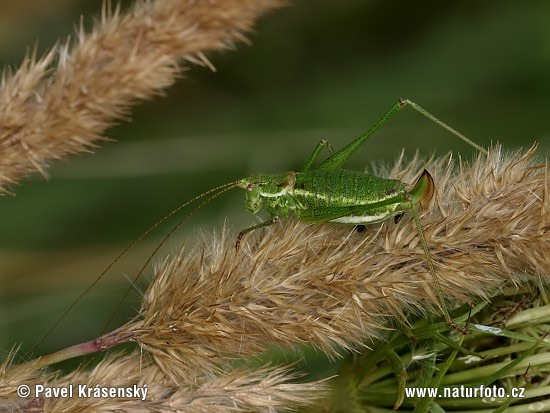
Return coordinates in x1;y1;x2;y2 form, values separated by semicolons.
1;0;550;361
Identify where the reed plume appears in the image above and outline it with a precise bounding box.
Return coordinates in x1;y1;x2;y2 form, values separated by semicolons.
26;145;545;376
0;0;283;194
1;350;323;412
0;351;54;412
3;146;550;411
2;1;549;411
97;145;548;381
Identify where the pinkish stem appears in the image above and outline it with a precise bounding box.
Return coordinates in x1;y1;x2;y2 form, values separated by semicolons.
23;329;134;371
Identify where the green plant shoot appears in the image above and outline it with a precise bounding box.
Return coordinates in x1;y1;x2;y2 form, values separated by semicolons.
33;98;487;352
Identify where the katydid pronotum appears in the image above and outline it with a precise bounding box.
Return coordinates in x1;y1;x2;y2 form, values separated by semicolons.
33;98;487;353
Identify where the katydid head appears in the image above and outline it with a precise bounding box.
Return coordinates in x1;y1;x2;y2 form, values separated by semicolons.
237;172;296;215
238;174;263;214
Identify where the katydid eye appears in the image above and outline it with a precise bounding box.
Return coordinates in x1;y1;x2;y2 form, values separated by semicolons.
246;183;255;191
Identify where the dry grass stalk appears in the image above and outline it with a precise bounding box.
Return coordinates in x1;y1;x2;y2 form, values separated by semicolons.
88;145;548;381
1;351;323;412
0;0;283;194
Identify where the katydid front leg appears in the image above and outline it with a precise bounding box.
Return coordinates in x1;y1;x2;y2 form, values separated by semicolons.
235;216;279;250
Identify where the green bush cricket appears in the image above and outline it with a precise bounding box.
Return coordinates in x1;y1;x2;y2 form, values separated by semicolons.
33;98;487;352
232;98;487;330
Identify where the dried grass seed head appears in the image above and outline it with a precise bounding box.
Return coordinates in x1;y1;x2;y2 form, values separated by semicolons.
0;0;284;194
18;351;323;413
112;145;550;381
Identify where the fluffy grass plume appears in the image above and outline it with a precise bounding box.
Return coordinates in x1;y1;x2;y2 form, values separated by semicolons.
102;146;549;380
3;146;550;411
1;351;323;412
2;0;550;411
0;0;283;194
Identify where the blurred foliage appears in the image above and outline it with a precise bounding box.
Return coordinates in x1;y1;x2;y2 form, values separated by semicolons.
0;0;549;359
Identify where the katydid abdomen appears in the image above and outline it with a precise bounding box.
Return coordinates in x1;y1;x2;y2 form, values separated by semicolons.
291;169;407;224
238;168;433;226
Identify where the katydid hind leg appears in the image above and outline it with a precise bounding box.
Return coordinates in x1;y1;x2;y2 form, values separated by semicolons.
318;98;486;171
318;100;405;170
409;202;467;332
400;99;488;156
301;139;335;171
236;216;278;249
